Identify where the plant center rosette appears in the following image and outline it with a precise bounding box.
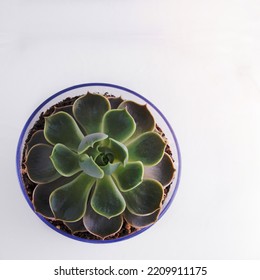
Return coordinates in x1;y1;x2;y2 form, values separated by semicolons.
22;93;175;240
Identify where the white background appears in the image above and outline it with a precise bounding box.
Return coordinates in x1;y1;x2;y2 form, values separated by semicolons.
0;0;259;260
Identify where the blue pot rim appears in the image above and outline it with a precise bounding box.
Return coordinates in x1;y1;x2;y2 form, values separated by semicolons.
16;82;182;244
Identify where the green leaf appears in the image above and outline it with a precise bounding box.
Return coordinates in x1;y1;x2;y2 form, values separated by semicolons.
53;105;86;134
102;109;136;142
64;219;87;234
26;144;61;184
49;173;95;222
113;161;143;192
144;153;175;187
109;138;128;166
118;101;155;138
100;162;120;175
33;184;56;218
124;208;160;228
78;133;108;154
79;154;104;179
44;112;84;152
83;203;123;239
26;130;48;153
108;96;124;109
123;179;163;216
32;175;79;218
50;144;81;177
91;175;126;219
127;132;166;166
73;93;110;134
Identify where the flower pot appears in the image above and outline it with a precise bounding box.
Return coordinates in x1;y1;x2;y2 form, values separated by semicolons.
16;83;181;243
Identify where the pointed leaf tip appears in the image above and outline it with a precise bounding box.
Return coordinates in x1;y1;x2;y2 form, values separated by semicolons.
91;175;126;219
127;131;166;166
144;153;175;187
118;100;155;138
26;144;60;184
103;109;136;142
50;144;81;177
123;179;163;216
109;138;128;166
73;93;110;134
49;173;94;222
113;161;144;192
124;208;160;228
78;133;108;154
44;112;83;152
83;203;123;239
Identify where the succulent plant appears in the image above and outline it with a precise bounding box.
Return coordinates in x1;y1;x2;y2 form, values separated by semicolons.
24;93;175;239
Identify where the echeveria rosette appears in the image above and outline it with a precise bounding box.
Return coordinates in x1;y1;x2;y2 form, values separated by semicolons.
25;93;175;239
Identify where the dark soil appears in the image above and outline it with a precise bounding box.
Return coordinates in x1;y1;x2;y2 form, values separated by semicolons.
21;93;173;241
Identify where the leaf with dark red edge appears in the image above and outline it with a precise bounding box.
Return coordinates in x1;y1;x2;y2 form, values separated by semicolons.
123;179;163;216
26;144;61;184
26;130;48;153
64;219;87;234
32;174;79;218
124;208;160;228
83;203;123;239
144;153;175;187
